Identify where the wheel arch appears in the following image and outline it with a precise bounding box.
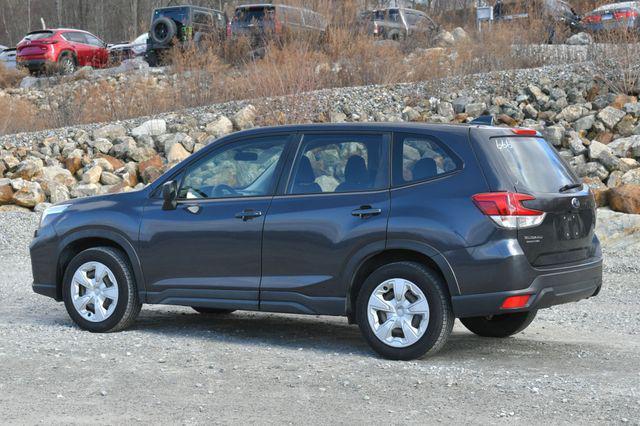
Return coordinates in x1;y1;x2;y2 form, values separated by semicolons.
56;229;146;302
346;241;459;323
56;49;77;64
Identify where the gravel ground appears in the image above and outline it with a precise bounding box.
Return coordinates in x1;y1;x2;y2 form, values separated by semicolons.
0;210;638;425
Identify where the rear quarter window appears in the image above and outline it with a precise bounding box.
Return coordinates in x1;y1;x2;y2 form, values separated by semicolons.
491;137;578;193
392;134;462;186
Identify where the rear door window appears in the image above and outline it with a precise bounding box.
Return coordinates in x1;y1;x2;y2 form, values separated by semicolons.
235;7;272;24
392;134;461;186
491;137;578;193
288;133;389;194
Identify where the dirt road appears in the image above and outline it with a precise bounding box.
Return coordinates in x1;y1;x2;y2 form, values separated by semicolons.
0;211;638;424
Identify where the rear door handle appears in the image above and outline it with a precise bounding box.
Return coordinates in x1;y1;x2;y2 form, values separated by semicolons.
235;209;263;221
352;206;382;218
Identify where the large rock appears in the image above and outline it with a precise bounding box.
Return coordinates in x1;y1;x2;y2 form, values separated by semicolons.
232;105;257;130
89;138;113;154
41;166;75;187
100;171;123;186
434;30;455;47
0;178;14;204
566;32;593;46
451;27;469;43
93;124;127;140
82;165;103;184
527;85;549;104
13;159;43;180
574;115;595;132
110;137;138;160
597;106;625;129
12;181;45;208
608;135;640;158
557;104;588;122
609;185;640;214
167;143;190;163
71;183;101;198
205;116;234;137
582;177;608;207
621;168;640;185
131;119;166;137
48;182;70;204
543;125;565;146
436;102;455;120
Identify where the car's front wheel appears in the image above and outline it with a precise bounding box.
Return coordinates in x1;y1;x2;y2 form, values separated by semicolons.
62;247;141;333
356;262;454;360
460;311;537;338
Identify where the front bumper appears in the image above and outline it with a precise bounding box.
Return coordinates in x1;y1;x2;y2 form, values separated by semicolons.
451;257;602;318
30;224;61;301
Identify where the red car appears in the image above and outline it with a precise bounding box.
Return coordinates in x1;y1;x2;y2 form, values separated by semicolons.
16;29;109;75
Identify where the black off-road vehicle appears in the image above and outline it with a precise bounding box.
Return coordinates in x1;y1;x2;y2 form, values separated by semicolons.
145;5;227;66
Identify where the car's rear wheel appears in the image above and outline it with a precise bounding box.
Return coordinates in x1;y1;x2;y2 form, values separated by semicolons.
62;247;141;333
356;262;454;360
191;307;235;315
460;311;537;338
58;53;75;75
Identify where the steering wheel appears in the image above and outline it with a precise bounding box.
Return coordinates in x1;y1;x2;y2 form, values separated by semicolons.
213;184;239;198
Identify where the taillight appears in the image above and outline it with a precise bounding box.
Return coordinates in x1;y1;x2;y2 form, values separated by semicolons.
226;22;232;37
583;14;602;24
472;192;546;229
614;9;638;20
40;40;58;45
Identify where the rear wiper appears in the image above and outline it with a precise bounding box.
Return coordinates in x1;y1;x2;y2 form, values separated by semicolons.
559;183;582;193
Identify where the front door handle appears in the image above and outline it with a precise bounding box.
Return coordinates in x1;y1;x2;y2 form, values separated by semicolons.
352;206;382;219
235;209;263;221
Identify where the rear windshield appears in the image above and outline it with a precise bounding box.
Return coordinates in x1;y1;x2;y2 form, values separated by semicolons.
22;31;54;41
154;7;189;23
234;7;275;23
491;137;578;193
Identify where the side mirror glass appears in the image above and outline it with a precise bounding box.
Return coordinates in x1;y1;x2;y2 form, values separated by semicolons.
162;180;178;210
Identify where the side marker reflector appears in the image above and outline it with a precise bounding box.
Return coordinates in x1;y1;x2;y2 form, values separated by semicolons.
500;295;531;309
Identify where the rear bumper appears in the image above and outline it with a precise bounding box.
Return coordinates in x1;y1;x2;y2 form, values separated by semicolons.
452;257;602;318
17;58;50;71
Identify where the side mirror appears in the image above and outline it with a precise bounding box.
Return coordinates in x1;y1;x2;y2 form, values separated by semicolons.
162;180;178;210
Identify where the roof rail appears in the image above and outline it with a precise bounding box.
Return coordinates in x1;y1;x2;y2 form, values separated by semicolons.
470;115;494;126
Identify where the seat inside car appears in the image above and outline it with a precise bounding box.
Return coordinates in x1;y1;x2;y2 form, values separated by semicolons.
292;156;322;194
336;155;369;192
412;157;438;181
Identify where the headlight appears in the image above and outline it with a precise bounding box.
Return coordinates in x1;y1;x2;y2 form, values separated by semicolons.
40;204;71;228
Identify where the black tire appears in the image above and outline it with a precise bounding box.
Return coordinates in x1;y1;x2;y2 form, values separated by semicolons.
460;311;537;338
62;247;141;333
150;17;177;46
192;307;235;315
356;262;454;361
57;53;75;75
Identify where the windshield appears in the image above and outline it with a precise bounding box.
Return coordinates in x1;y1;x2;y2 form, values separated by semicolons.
491;137;578;193
154;7;189;23
234;6;274;23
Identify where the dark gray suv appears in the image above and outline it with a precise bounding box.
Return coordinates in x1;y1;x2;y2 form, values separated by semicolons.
30;123;602;360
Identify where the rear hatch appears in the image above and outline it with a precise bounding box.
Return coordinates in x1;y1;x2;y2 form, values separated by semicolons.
583;3;640;28
481;133;597;267
17;31;56;57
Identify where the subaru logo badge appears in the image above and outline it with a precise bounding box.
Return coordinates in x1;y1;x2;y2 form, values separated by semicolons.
571;198;581;209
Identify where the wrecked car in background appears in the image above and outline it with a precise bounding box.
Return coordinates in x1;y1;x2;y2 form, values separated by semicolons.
109;33;149;63
582;1;640;34
493;0;582;42
145;5;227;66
358;7;439;43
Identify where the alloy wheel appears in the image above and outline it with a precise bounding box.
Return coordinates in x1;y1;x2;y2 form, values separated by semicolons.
367;278;430;348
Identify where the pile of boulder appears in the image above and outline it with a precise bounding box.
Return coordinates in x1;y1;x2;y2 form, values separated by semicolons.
0;105;256;211
1;64;640;214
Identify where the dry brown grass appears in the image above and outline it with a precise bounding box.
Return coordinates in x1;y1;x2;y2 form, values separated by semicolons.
0;3;632;135
0;63;27;89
